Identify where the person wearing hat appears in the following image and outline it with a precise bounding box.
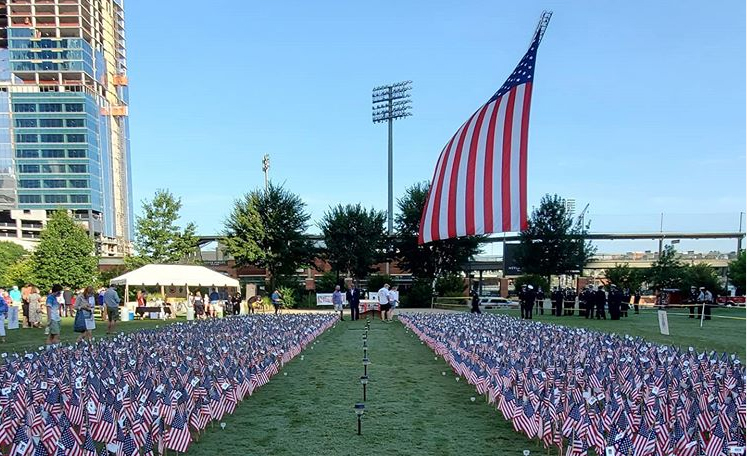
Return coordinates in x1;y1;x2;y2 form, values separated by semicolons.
688;286;698;318
697;287;713;321
594;285;607;320
582;285;594;319
608;285;622;320
551;287;563;317
523;285;536;320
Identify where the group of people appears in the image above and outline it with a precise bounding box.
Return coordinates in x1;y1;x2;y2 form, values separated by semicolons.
329;282;398;321
0;283;121;344
188;288;244;319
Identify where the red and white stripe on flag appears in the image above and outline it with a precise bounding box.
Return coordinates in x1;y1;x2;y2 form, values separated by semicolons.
419;20;548;244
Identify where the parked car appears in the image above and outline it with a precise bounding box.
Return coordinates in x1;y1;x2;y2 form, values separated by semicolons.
474;296;517;310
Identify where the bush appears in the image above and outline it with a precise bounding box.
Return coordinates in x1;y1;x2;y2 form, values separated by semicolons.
277;285;297;308
316;271;344;293
401;278;434;308
366;274;394;293
435;274;466;296
513;274;550;295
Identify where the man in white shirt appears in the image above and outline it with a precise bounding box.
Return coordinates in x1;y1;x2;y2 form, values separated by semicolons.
377;284;391;321
697;287;714;321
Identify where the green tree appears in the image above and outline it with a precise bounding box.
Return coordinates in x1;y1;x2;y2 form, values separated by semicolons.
128;189;198;268
395;182;483;280
316;271;344;293
728;251;746;295
434;274;467;297
605;263;645;291
645;245;685;291
516;194;596;281
0;241;29;285
366;274;393;293
513;274;550;295
1;257;35;287
32;210;97;290
682;262;723;294
319;203;387;279
223;183;315;288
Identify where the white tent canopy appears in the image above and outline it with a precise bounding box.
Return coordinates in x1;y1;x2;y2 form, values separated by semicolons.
109;264;239;288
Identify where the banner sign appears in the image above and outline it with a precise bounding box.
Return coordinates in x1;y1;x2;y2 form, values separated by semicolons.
503;243;523;276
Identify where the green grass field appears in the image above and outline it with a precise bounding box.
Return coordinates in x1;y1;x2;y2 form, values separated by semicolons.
0;316;167;354
485;306;746;360
186;317;530;456
1;309;744;455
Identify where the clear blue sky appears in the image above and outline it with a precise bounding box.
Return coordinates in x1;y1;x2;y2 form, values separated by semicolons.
125;1;745;254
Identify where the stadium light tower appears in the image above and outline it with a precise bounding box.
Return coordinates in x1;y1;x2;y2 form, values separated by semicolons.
372;81;412;240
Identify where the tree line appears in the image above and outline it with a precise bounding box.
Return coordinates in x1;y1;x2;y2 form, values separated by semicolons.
1;185;743;304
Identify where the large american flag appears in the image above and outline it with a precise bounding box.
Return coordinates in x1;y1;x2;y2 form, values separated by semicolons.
419;12;552;244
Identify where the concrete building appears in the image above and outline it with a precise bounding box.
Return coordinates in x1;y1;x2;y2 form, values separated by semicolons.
0;0;132;256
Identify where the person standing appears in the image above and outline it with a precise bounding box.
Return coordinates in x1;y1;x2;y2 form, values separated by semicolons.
9;285;27;328
621;287;631;317
535;288;545;315
633;289;641;314
0;291;7;343
62;286;73;318
346;283;361;321
522;285;536;320
551;287;563;317
688;286;698;318
332;285;344;321
470;284;482;314
608;285;622;320
388;285;400;321
377;284;391;320
103;284;121;334
46;285;63;345
271;289;283;315
193;291;205;319
697;287;713;321
74;286;95;342
209;288;221;316
28;286;42;328
232;292;242;315
594;286;607;320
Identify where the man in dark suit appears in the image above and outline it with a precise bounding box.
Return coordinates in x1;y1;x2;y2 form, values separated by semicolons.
346;282;361;321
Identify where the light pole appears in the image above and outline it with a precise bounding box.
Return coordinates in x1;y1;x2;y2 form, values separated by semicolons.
373;81;412;274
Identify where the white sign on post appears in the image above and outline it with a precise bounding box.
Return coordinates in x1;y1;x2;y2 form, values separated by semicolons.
657;310;670;336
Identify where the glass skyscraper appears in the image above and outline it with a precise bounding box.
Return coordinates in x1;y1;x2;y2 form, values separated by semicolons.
0;0;132;255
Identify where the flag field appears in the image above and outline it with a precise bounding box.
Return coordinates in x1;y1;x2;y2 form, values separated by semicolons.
1;310;744;454
484;306;746;360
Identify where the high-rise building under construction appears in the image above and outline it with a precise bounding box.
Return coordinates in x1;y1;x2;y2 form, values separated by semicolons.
0;0;132;255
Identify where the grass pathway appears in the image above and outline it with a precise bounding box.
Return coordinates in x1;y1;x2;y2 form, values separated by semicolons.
187;317;531;455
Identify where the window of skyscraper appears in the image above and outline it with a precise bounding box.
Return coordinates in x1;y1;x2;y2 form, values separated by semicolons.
65;119;85;127
19;180;41;188
16;150;40;158
43;180;67;188
68;164;87;173
41;164;66;173
19;195;42;204
70;195;89;204
44;195;68;204
40;134;64;143
67;149;86;158
39;103;63;112
69;179;88;188
13;104;36;113
66;134;86;142
19;164;40;173
41;149;65;158
64;104;84;112
16;134;38;143
15;119;37;128
40;119;64;128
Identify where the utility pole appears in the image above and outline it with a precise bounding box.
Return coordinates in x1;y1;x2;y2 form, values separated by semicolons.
262;154;270;192
372;81;412;274
738;211;745;253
